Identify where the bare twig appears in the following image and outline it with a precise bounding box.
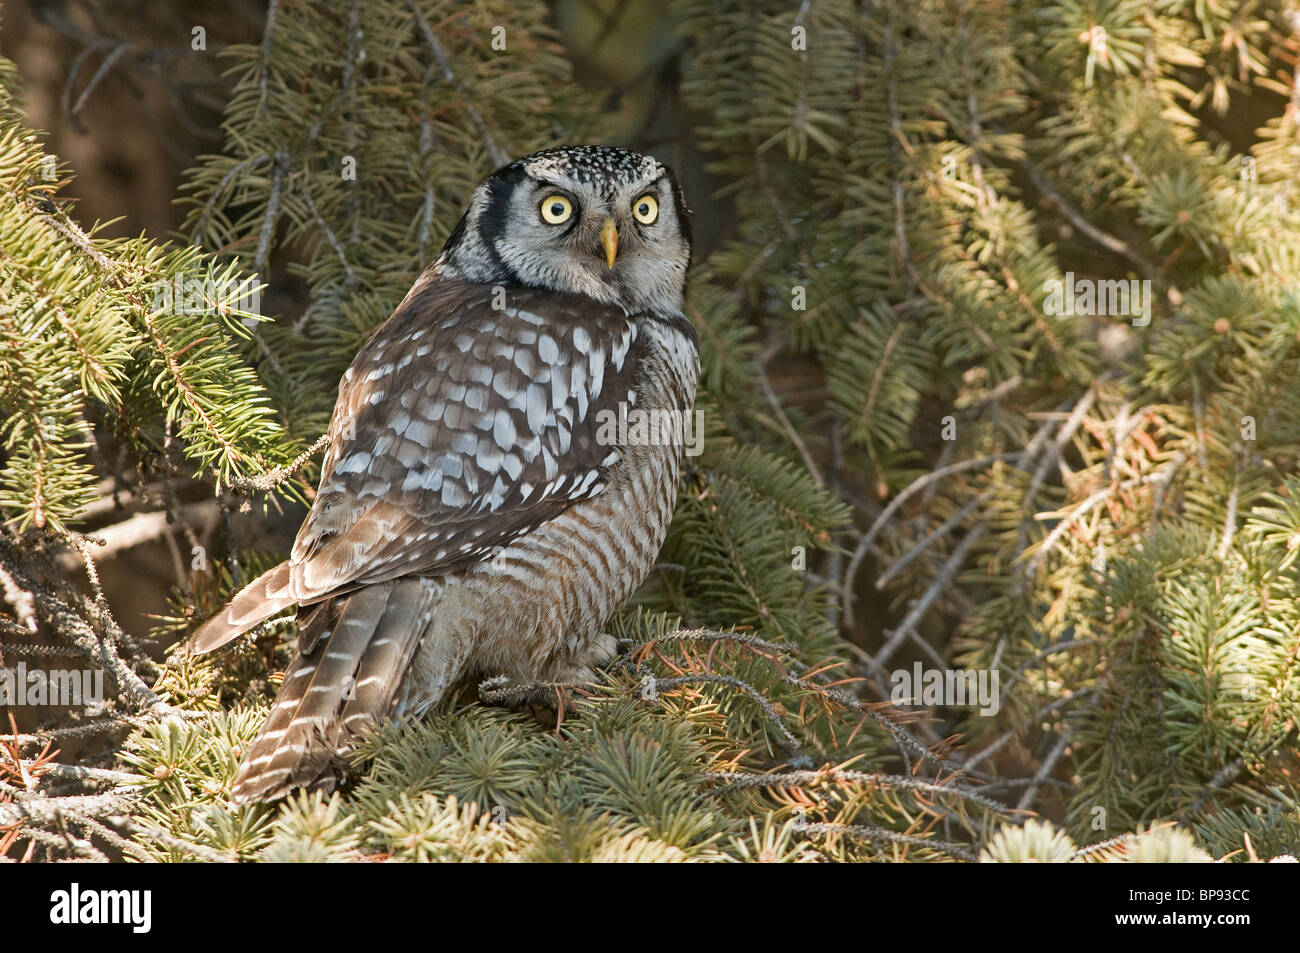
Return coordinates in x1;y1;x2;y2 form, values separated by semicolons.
1017;726;1071;812
651;673;805;756
0;564;37;633
0;792;133;829
1015;159;1158;280
757;340;824;487
226;431;329;495
36;763;140;786
842;453;1018;617
794;819;978;861
1190;758;1245;814
254;154;288;279
869;524;986;674
70;43;134;119
874;489;993;589
711;768;1012;816
54;500;221;572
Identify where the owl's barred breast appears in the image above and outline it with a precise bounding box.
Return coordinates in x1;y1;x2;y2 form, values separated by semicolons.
394;316;699;713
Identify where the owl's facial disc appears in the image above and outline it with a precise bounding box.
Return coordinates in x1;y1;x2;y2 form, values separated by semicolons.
436;146;692;316
498;169;687;312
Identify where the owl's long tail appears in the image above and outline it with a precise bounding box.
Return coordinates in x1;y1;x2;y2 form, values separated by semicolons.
187;561;298;654
227;578;438;805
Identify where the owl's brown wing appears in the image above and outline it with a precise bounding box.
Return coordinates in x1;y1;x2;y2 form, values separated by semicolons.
286;274;646;600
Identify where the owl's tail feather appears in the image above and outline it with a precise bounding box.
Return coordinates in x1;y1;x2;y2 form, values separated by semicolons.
229;579;435;805
188;562;298;654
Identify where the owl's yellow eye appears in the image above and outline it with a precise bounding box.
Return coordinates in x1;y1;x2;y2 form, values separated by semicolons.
539;195;573;224
632;194;658;224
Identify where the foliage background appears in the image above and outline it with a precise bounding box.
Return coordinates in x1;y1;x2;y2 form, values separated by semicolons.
1;0;1299;862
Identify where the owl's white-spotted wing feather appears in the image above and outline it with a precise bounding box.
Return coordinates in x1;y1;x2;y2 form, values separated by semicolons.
287;275;644;599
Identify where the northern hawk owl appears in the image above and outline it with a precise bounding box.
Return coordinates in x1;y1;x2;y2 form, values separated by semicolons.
190;146;699;804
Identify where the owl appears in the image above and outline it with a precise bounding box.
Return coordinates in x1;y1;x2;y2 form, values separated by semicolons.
189;146;699;805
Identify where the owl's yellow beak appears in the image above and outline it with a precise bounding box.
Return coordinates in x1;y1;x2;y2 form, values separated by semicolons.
600;218;619;268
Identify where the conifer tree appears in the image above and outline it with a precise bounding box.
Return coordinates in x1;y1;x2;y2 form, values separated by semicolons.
2;0;1298;863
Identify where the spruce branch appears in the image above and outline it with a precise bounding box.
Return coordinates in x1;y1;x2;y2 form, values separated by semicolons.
842;452;1018;617
869;522;987;674
409;0;509;167
1014;158;1159;281
794;818;978;862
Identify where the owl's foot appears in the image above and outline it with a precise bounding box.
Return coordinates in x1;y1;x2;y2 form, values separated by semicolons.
477;674;580;710
476;634;623;712
587;631;623;666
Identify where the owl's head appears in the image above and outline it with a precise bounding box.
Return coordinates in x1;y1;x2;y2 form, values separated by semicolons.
435;145;692;315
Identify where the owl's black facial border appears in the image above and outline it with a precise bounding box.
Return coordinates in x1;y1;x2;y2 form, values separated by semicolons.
610;169;690;264
476;164;532;283
660;172;693;270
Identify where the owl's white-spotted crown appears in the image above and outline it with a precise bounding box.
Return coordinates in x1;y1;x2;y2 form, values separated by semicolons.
435;145;692;316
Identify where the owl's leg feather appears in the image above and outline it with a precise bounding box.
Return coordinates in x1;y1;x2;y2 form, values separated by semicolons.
587;632;622;667
543;631;622;685
391;582;476;719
